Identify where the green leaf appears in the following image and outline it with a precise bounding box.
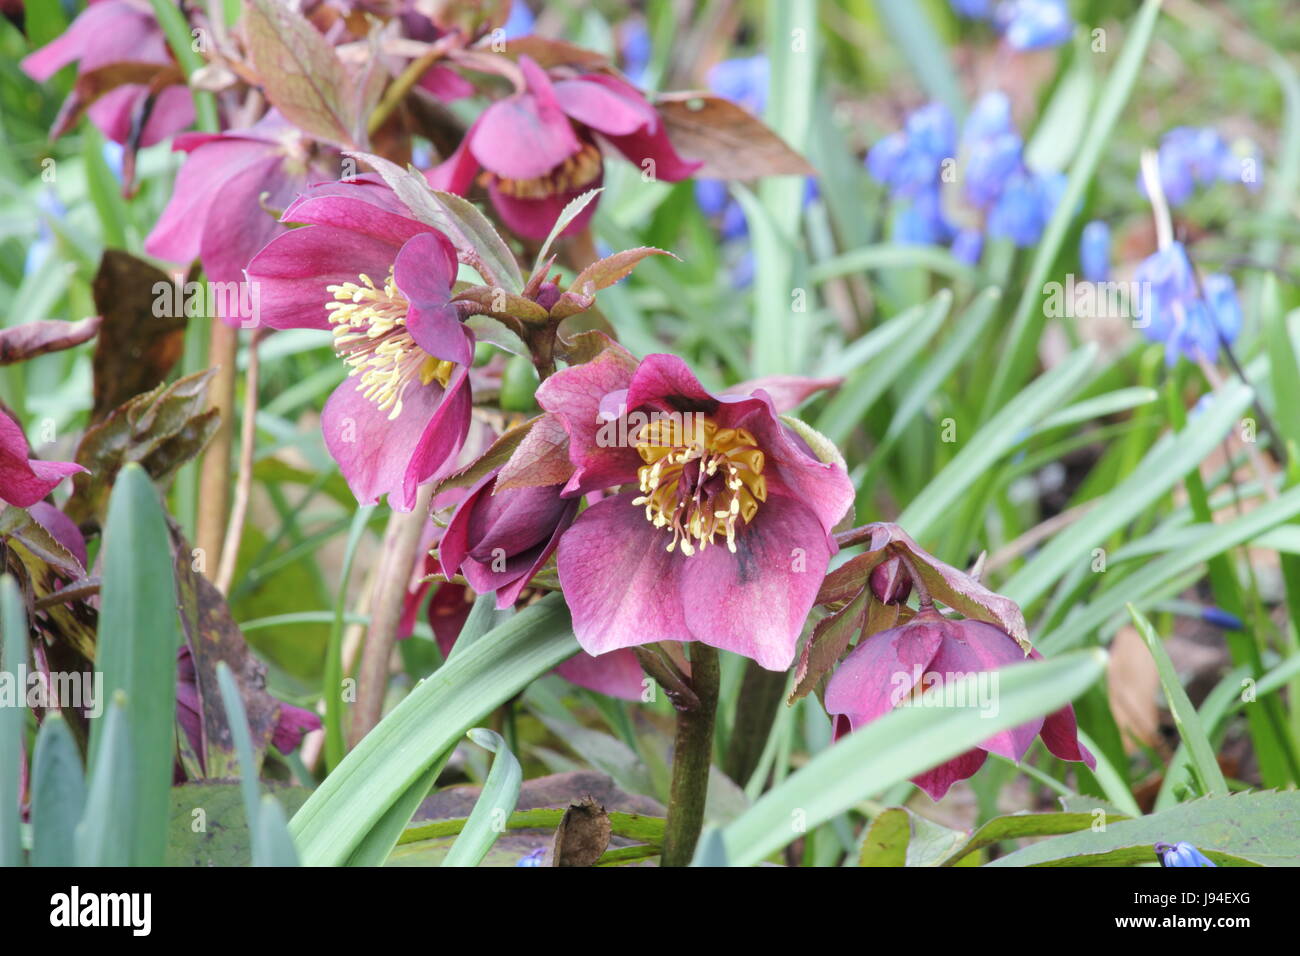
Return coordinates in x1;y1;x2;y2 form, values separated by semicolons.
988;791;1300;866
255;795;301;867
898;344;1097;540
1127;605;1229;797
943;810;1130;866
165;783;311;866
147;0;219;132
535;188;602;268
443;729;523;867
325;504;375;770
1006;380;1255;609
216;661;272;864
291;594;579;865
983;0;1164;417
707;649;1107;866
89;462;183;866
858;807;965;867
30;714;86;868
816;291;953;445
810;243;979;286
0;576;26;867
76;693;135;867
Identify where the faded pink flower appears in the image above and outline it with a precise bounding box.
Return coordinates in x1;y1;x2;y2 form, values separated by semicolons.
21;0;194;147
245;176;474;510
825;609;1095;800
0;410;85;508
428;56;701;238
540;351;853;671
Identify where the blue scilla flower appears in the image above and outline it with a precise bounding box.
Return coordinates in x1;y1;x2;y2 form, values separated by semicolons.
987;168;1064;246
996;0;1073;51
1080;220;1110;282
1155;842;1217;867
707;55;770;116
502;0;535;38
1141;127;1260;205
102;140;124;182
950;0;995;18
517;847;546;867
951;229;984;265
621;17;652;86
892;187;955;245
1134;243;1240;365
23;189;65;277
868;103;957;199
694;179;729;218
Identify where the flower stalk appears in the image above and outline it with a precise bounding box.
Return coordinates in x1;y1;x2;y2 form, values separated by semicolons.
659;642;719;867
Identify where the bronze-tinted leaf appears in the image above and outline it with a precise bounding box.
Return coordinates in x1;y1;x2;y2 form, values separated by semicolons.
426;415;539;498
501;37;611;71
550;797;612;867
656;93;816;179
495;412;572;492
452;284;550;323
172;533;282;780
554;247;678;320
67;370;220;525
0;317;100;365
244;0;361;148
49;62;182;140
90;250;186;423
790;585;868;704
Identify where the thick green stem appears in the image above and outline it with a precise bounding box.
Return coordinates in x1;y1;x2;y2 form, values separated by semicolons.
659;643;720;867
723;659;786;786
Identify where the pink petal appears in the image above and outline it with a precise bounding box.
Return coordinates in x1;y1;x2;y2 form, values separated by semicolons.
0;412;85;508
552;76;656;136
1040;704;1096;768
534;344;640;496
911;749;988;801
825;618;945;726
487;180;600;240
28;502;88;569
322;368;471;510
470;59;581;180
554;649;645;701
723;375;841;413
393;232;471;365
419;64;475;101
425;116;483;195
673;495;833;670
600;117;702;183
556;491;690;656
196;154;299;284
246;225;403;331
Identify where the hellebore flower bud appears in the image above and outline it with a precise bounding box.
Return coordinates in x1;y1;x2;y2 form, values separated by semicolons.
869;555;913;606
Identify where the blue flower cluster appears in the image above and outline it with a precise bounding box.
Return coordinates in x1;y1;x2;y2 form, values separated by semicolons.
1133;241;1242;366
1141;126;1262;205
867;92;1064;264
1079;219;1110;282
949;0;1073;51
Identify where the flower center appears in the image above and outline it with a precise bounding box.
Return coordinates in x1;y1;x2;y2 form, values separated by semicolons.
631;416;766;556
325;269;455;421
482;141;603;200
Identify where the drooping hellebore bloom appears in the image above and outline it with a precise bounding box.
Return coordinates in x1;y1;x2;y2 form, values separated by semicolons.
21;0;194;147
428;56;701;239
1155;841;1217;867
146;113;335;293
0;410;85;508
543;352;854;671
440;468;579;610
175;646;320;783
245;177;474;510
825;608;1094;800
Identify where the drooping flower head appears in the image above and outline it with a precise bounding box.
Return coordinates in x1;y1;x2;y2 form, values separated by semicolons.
146;113;337;296
429;56;701;238
825;608;1094;800
540;351;853;670
995;0;1073;51
1141;127;1263;206
21;0;194;147
245;176;474;509
0;410;85;508
1080;220;1110;283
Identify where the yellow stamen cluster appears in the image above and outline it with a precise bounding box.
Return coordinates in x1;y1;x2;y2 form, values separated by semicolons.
325;269;454;421
632;417;767;556
483;141;603;200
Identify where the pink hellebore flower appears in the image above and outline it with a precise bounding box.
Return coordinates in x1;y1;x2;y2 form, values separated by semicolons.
429;56;701;239
824;608;1095;800
439;467;579;611
146;114;333;291
0;411;85;508
245;177;474;510
543;352;854;671
21;0;194;147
